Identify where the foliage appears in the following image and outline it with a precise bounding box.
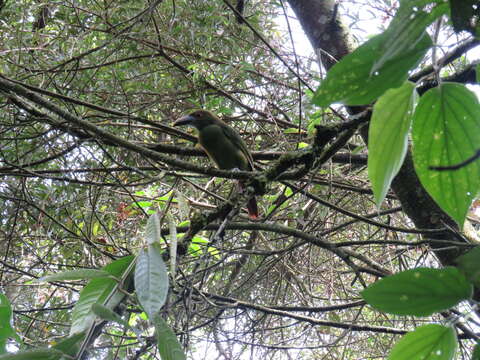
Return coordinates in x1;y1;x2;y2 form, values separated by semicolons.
314;1;480;227
387;324;457;360
312;31;432;107
0;295;20;354
361;267;472;317
368;81;417;206
317;2;480;357
0;0;479;359
135;243;169;320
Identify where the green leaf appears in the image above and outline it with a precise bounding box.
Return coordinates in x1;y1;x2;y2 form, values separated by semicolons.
188;243;201;256
188;236;208;256
0;348;64;360
372;0;448;74
368;81;417;206
361;267;472;316
91;303;129;327
387;324;457;360
145;212;161;245
135;244;169;319
153;314;186;360
92;221;100;236
167;214;178;279
156;191;175;203
39;269;110;282
91;303;141;337
175;190;189;220
472;341;480;360
284;187;293;197
178;220;190;227
454;246;480;287
192;236;208;244
0;294;18;354
135;201;153;209
312;31;431;107
52;332;86;357
449;0;480;34
283;128;305;134
70;255;134;335
412;83;480;226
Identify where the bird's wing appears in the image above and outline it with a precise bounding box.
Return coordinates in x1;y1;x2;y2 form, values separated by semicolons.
221;123;255;170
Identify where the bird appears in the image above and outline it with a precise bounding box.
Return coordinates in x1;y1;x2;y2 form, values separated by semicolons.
174;110;259;219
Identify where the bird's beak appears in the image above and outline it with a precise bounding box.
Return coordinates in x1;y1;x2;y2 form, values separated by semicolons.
173;114;195;127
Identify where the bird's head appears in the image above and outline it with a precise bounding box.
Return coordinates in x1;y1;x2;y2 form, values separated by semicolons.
174;110;221;130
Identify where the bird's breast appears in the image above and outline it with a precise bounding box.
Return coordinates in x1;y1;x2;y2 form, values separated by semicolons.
198;125;250;170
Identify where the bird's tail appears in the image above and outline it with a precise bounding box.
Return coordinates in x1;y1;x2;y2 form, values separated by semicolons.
247;197;259;220
238;181;259;220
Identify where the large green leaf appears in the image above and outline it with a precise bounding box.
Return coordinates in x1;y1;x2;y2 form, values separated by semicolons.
361;267;472;316
70;255;134;335
135;244;169;319
0;294;18;355
145;212;161;245
412;83;480;226
167;213;178;279
454;246;480;287
473;341;480;360
91;303;141;338
449;0;479;34
388;324;457;360
153;314;186;360
312;32;431;107
368;81;417;206
39;269;110;282
0;349;64;360
91;303;131;329
51;332;86;357
372;0;448;73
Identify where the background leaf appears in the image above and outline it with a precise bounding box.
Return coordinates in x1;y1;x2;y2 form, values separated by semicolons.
51;332;86;357
449;0;480;34
454;246;480;287
472;341;480;360
0;348;64;360
153;314;186;360
39;269;110;282
70;256;134;334
0;294;19;354
91;303;141;338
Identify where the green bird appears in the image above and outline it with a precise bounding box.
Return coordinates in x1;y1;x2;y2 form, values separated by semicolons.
174;110;259;219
